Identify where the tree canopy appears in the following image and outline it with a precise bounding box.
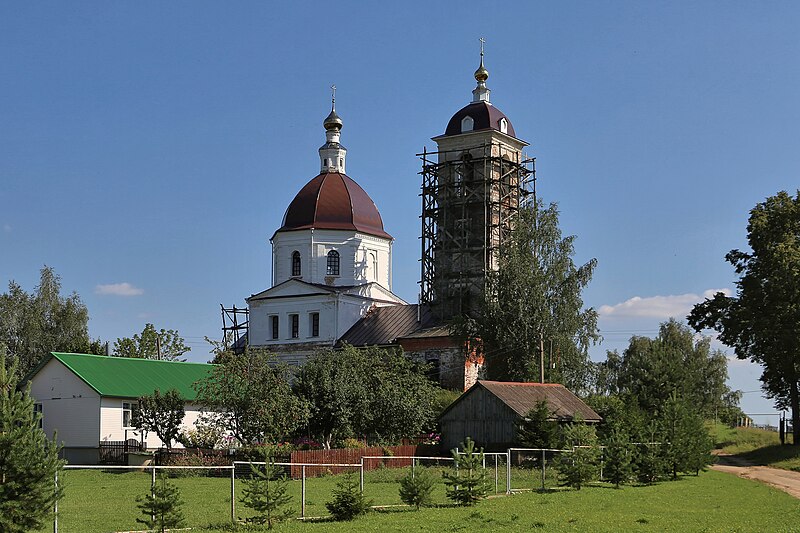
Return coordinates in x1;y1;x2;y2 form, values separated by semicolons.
114;323;189;361
454;199;599;390
0;266;100;378
689;190;800;444
133;389;185;450
194;349;308;445
294;345;438;448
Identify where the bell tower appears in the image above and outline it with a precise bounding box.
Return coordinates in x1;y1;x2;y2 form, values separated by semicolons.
420;43;535;321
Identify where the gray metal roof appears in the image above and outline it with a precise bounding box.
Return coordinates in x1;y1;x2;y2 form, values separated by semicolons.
336;304;436;347
442;380;601;422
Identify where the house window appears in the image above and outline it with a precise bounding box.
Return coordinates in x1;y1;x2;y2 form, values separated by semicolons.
291;251;301;277
34;403;43;429
290;314;299;339
310;312;320;337
271;315;279;340
461;115;474;132
326;250;340;275
122;401;138;428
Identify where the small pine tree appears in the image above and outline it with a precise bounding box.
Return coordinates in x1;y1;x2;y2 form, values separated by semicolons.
0;348;65;533
442;437;489;505
326;472;372;521
517;400;560;449
602;427;633;488
240;454;294;528
682;410;715;475
556;418;600;490
633;442;666;484
136;474;186;533
399;467;435;510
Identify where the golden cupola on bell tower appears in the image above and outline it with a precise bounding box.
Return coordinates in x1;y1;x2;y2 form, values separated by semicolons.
419;41;535;321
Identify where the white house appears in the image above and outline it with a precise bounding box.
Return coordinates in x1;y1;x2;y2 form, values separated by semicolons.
27;352;216;464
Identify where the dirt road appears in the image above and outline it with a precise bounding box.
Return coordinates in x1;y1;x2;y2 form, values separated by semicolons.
712;454;800;499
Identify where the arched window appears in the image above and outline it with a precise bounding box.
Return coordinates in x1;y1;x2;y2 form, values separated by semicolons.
326;250;340;276
499;117;508;134
461;115;474;133
291;251;301;277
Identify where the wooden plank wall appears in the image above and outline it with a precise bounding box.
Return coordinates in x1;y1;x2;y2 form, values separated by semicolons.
289;444;438;478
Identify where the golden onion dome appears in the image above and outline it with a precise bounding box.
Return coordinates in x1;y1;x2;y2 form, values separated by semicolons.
474;55;489;82
324;109;343;131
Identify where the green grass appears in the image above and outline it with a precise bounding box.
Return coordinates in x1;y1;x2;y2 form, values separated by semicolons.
35;465;800;532
709;423;800;470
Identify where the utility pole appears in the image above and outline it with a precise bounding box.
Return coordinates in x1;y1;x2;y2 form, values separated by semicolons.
539;331;545;383
156;335;162;360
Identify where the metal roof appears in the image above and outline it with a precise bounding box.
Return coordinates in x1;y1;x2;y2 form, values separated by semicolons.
336;304;436;347
276;172;391;240
442;380;601;422
38;353;215;400
444;101;517;138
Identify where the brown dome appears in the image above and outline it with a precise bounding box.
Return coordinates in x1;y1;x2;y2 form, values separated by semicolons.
444;101;516;138
277;172;392;239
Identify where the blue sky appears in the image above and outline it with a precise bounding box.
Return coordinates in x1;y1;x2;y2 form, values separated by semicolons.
2;2;798;423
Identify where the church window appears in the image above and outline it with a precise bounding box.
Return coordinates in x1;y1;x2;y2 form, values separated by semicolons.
461;115;474;132
310;312;320;337
290;314;299;339
291;251;301;277
499;117;508;134
327;250;340;276
271;316;279;340
339;158;343;167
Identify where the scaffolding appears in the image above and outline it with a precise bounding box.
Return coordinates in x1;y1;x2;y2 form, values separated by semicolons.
419;142;535;321
220;304;249;350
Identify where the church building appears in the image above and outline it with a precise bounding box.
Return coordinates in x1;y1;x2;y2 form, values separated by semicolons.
240;50;532;390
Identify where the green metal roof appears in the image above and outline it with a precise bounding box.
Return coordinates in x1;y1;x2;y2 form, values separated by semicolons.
47;353;215;400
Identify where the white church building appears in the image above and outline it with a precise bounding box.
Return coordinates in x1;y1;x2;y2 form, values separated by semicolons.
245;97;406;364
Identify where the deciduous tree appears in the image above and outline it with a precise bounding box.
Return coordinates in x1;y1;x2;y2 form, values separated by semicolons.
114;323;189;361
0;266;98;378
689;190;800;445
194;349;308;445
133;389;185;450
454;200;599;391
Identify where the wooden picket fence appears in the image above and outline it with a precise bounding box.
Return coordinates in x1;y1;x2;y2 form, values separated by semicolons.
289;444;438;478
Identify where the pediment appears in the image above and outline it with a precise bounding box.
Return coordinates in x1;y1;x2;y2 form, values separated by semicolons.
248;279;334;301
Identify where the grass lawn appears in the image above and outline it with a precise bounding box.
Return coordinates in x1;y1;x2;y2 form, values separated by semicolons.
37;466;800;532
710;423;800;471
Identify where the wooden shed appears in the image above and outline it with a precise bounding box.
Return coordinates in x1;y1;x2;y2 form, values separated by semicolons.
439;380;601;451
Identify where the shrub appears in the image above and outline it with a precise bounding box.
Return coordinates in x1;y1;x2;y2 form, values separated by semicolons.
326;472;372;520
556;418;600;490
443;438;488;505
240;454;294;528
136;474;186;533
399;467;436;509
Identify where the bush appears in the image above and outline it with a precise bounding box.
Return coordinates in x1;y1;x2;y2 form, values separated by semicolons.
443;438;488;506
399;467;435;509
136;474;186;533
240;454;294;528
326;472;372;520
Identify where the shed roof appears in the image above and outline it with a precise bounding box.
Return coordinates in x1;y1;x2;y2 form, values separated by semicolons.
443;380;601;422
32;353;215;400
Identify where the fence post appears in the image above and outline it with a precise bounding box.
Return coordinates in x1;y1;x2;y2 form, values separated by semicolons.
541;449;546;491
53;471;58;533
506;449;511;494
230;464;235;523
494;454;498;494
359;457;364;493
151;465;156;523
301;466;306;519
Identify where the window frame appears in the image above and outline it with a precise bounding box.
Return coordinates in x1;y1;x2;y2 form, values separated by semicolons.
122;401;138;429
290;314;299;339
310;312;320;337
291;251;301;277
34;402;43;429
271;315;279;340
326;250;340;276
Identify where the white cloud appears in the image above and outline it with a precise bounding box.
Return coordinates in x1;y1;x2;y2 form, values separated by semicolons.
95;282;144;297
598;288;731;320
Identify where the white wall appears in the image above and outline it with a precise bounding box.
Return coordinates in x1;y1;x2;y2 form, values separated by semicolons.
29;358;101;448
249;294;338;347
271;229;392;289
100;399;208;449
